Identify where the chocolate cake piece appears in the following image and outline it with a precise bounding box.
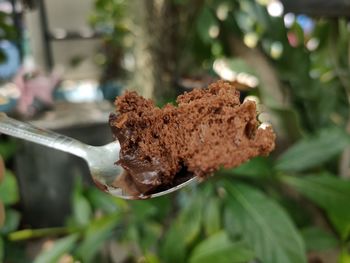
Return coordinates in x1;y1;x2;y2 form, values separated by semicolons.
109;80;275;195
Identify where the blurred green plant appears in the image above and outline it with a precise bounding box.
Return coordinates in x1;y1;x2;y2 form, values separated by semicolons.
2;0;350;262
89;0;129;82
0;139;23;263
0;10;17;63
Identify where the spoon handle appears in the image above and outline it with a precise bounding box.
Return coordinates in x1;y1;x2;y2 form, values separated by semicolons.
0;112;88;158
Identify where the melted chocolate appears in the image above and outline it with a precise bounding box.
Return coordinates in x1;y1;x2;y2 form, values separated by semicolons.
110;113;164;194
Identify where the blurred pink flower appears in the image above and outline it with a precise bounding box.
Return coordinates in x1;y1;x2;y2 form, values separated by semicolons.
287;32;299;47
13;68;62;117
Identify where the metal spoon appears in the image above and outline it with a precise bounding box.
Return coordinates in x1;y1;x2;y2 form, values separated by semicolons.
0;112;197;199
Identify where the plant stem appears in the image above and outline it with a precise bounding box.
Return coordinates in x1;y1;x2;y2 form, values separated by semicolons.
8;226;81;241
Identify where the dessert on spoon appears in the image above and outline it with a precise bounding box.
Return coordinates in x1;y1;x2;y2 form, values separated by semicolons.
0;80;275;199
109;80;275;197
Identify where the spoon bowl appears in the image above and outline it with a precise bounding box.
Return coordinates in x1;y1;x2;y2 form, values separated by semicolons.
0;113;197;199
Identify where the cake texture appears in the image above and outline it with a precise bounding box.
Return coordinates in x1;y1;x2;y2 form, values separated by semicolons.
109;80;275;195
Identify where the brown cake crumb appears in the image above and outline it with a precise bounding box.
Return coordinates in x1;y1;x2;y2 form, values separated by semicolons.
109;80;275;195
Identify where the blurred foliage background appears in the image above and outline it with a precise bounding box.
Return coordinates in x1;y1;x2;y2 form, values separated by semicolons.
2;0;350;262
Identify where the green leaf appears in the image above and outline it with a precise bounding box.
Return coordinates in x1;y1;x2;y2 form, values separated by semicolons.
160;224;186;263
125;224;140;244
226;58;258;77
0;140;17;160
139;222;162;251
203;197;221;236
86;188;118;213
339;249;350;263
196;6;217;44
76;213;119;262
34;234;79;263
9;227;72;241
276;128;350;172
145;196;172;220
282;174;350;239
328;214;350;240
301;226;338;251
71;177;92;226
189;231;255;263
0;171;19;205
144;252;161;263
235;11;255;33
271;107;304;142
130;201;158;222
224;182;306;263
0;237;3;263
230;157;272;178
178;196;203;245
1;208;20;234
73;193;92;226
161;195;203;263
